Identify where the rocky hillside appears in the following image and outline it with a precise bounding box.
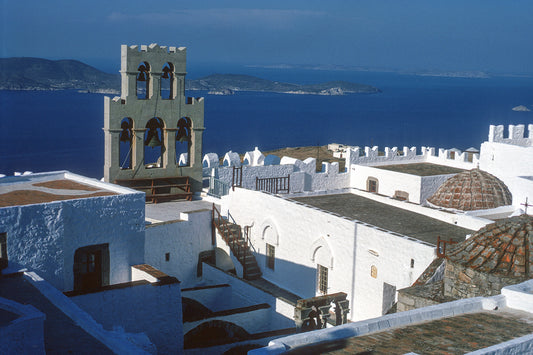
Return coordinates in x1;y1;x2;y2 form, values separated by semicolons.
0;58;119;92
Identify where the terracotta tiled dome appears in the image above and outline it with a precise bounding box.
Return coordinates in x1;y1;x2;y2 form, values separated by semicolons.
427;169;512;211
446;215;533;278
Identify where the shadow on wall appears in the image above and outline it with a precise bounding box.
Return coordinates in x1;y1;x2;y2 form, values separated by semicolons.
256;252;319;300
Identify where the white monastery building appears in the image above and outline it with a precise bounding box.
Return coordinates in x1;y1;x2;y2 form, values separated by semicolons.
1;43;532;354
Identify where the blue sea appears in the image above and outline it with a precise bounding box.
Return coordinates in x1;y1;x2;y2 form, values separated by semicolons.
1;69;532;179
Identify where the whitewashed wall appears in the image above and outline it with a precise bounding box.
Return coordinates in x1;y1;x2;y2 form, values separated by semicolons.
183;305;272;335
353;224;436;320
144;209;212;287
70;281;183;354
222;189;356;306
480;142;533;180
479;140;533;209
0;296;46;355
182;285;238;311
222;188;442;321
350;165;423;203
201;263;295;329
204;149;349;194
0;193;146;291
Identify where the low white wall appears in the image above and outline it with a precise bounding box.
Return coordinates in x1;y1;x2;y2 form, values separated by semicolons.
183;305;272;335
144;209;212;287
202;263;295;329
0;296;46;355
350;165;423;203
70;280;183;354
251;295;506;354
466;333;533;355
501;279;533;313
350;163;460;205
1;192;146;291
209;158;349;194
182;285;234;312
349;188;491;231
23;272;152;354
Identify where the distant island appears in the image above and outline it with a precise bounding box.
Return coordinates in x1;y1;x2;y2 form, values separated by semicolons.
186;74;380;95
0;57;120;93
0;58;380;96
512;105;531;112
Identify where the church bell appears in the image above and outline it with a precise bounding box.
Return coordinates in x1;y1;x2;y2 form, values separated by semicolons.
146;134;162;148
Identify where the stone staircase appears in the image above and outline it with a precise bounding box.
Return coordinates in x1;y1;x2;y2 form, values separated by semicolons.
212;205;262;280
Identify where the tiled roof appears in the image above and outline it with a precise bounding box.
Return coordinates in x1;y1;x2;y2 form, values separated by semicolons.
446;215;533;277
427;168;512;211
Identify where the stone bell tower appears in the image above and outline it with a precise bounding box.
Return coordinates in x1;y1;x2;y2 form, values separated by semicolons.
103;43;205;201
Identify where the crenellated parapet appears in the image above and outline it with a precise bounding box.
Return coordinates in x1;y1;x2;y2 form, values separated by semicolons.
346;145;479;170
488;124;533;147
203;147;349;195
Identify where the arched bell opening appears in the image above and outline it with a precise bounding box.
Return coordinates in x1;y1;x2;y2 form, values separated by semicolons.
160;62;174;100
176;117;191;166
136;61;151;99
119;118;133;170
144;117;165;168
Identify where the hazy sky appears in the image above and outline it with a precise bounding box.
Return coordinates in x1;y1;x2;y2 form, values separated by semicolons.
2;0;533;74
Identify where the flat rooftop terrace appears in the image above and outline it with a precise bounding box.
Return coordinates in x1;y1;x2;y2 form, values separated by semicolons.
374;162;465;176
0;172;119;208
288;309;533;354
291;193;473;244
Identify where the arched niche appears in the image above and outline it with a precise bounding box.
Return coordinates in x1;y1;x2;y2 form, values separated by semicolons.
160;62;174;99
144;117;165;168
260;219;280;246
310;237;334;270
119;117;133;170
176;117;191;166
136;61;151;99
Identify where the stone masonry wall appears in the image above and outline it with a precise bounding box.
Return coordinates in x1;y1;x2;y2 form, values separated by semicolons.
443;261;526;298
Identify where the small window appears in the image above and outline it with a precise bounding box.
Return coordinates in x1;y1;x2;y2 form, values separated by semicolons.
393;190;409;201
266;243;275;270
317;264;328;294
410;259;415;268
449;151;456;159
165;253;170;262
367;177;378;193
371;265;378;278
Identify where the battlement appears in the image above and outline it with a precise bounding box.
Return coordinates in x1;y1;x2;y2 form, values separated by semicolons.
121;43;187;75
127;43;186;54
488;124;533;147
346;145;479;170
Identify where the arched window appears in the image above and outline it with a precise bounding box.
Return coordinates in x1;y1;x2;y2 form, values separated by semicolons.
144;118;164;168
160;62;174;99
176;117;191;166
137;61;150;99
119;118;133;170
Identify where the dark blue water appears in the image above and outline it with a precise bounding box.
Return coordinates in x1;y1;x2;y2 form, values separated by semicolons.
1;71;532;178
